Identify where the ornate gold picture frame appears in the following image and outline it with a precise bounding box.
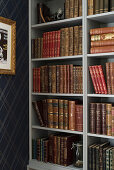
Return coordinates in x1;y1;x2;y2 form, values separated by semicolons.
0;17;16;75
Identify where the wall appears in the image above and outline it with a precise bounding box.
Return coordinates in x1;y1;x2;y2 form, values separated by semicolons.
0;0;29;170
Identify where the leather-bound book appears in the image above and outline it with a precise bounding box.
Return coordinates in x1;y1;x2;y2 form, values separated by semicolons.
74;0;79;17
106;104;112;136
60;28;65;56
95;0;100;14
32;139;37;159
69;101;75;131
80;66;83;94
56;65;60;93
92;66;101;94
44;140;49;163
90;46;114;54
42;100;48;127
88;144;96;169
91;40;114;47
96;103;101;134
110;148;114;170
90;27;114;35
57;30;60;57
31;39;35;58
36;68;40;92
33;68;36;92
104;0;109;13
101;103;106;135
69;64;74;93
79;0;82;16
66;65;70;93
54;31;58;57
47;32;50;58
100;0;104;13
96;145;100;170
40;37;43;58
78;26;82;55
69;0;74;18
112;148;114;169
37;138;41;161
110;62;114;94
35;39;38;58
73;26;79;55
91;34;114;41
97;65;107;94
47;99;53;128
63;65;67;93
53;99;58;129
95;65;104;94
92;144;98;170
60;65;64;93
52;31;55;57
76;104;83;131
112;107;114;136
63;100;69;130
60;136;64;165
44;66;48;93
49;32;53;57
69;27;73;56
53;135;57;164
49;135;54;163
103;146;110;170
73;66;76;93
37;38;41;58
51;65;56;93
65;0;70;19
106;147;112;169
110;0;114;11
88;0;95;15
59;100;64;129
57;136;61;164
32;101;44;127
48;65;52;93
43;33;46;58
89;103;96;133
64;28;69;56
40;66;45;92
106;63;111;94
75;66;79;93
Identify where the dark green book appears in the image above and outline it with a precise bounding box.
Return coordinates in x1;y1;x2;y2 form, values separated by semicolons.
88;144;96;170
96;145;100;170
106;147;112;170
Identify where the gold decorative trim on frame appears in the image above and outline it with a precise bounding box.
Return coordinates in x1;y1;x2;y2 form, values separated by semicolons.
0;16;16;75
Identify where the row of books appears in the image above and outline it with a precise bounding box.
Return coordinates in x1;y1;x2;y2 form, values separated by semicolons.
33;65;83;94
32;134;80;166
88;0;114;15
88;142;114;170
65;0;82;19
31;26;82;59
32;99;83;131
89;103;114;136
89;63;114;94
90;27;114;54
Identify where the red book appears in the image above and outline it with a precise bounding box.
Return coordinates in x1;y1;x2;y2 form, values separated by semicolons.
95;65;104;94
43;33;46;58
49;32;53;57
52;31;55;57
90;46;114;54
47;32;50;58
92;66;101;94
112;107;114;136
33;68;35;92
54;31;58;57
90;27;114;35
89;66;99;94
37;68;40;92
57;30;60;57
98;65;107;94
45;32;48;58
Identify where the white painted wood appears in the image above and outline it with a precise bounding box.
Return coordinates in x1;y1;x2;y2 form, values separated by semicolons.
88;94;114;97
32;92;83;97
88;133;114;140
87;52;114;58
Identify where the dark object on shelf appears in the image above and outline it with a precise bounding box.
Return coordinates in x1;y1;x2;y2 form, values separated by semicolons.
49;8;64;21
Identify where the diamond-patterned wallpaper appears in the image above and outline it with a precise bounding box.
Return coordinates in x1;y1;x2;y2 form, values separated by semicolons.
0;0;29;170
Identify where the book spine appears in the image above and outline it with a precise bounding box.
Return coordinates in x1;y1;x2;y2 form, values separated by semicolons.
66;65;70;93
60;136;64;165
40;38;43;58
90;46;114;54
57;136;61;164
76;105;83;131
112;107;114;136
69;64;74;93
48;65;52;93
89;103;96;133
59;65;64;93
34;38;38;58
73;26;79;55
95;65;104;94
44;140;49;163
37;139;41;161
49;32;53;57
91;40;114;47
54;31;58;57
96;146;100;170
42;100;48;127
63;65;67;93
69;27;73;56
65;0;70;19
47;99;53;128
57;30;60;57
110;149;113;170
106;149;110;170
47;32;50;58
63;100;69;130
110;0;114;11
74;0;79;17
33;68;35;92
53;136;57;164
37;38;41;58
69;101;75;130
106;63;111;94
44;66;48;93
79;0;82;16
60;29;65;56
56;65;60;93
53;99;58;129
88;0;95;15
78;26;82;55
52;65;56;93
110;62;114;94
43;33;46;58
52;31;55;57
100;0;104;13
31;39;35;58
91;33;114;41
49;135;53;163
106;104;112;136
32;139;37;159
73;66;76;93
64;28;69;56
95;0;100;14
96;103;101;134
69;0;74;18
104;0;109;13
90;27;114;35
63;137;68;166
45;33;48;58
101;103;107;135
59;100;64;129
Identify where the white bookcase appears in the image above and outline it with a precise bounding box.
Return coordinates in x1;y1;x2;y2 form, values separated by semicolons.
28;0;114;170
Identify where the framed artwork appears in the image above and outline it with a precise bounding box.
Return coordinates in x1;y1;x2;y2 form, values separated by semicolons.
0;16;16;75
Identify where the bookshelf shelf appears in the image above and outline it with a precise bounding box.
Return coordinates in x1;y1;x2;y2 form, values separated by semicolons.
88;133;114;140
87;52;114;58
32;92;83;97
32;125;83;135
31;17;82;30
28;160;83;170
32;55;83;62
87;94;114;98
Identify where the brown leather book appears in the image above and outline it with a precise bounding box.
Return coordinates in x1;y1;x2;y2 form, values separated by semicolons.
31;39;35;58
73;26;79;55
32;101;45;127
47;32;50;58
106;63;112;94
96;103;101;134
104;0;109;13
110;0;114;11
49;32;53;57
48;65;52;93
69;101;76;131
47;99;53;128
76;104;83;131
51;65;56;93
69;64;74;93
64;28;69;56
44;65;48;93
89;103;96;133
99;0;104;13
57;30;61;57
52;31;55;57
56;65;60;93
59;65;64;93
44;140;49;163
95;0;100;14
60;28;65;56
90;27;114;35
69;27;73;56
49;134;54;163
106;104;112;136
63;100;69;130
90;46;114;54
53;135;58;164
40;66;45;92
57;136;61;164
66;65;70;93
112;107;114;136
69;0;74;18
42;100;48;127
88;0;95;15
40;37;43;58
59;100;64;129
60;136;64;165
35;38;38;58
37;38;41;58
91;33;114;41
63;65;67;93
65;0;70;19
80;66;83;94
53;99;59;129
74;0;79;17
73;66;76;93
37;138;41;161
43;32;46;58
110;62;114;94
101;103;107;135
78;26;82;55
79;0;82;16
91;40;114;47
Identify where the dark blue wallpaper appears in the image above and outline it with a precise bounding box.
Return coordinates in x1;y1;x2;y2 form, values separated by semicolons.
0;0;29;170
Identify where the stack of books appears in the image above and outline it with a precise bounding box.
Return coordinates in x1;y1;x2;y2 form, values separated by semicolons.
31;26;82;59
89;103;114;136
90;27;114;54
32;134;80;166
88;142;114;170
88;0;114;15
33;64;83;94
32;100;83;132
89;63;114;94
